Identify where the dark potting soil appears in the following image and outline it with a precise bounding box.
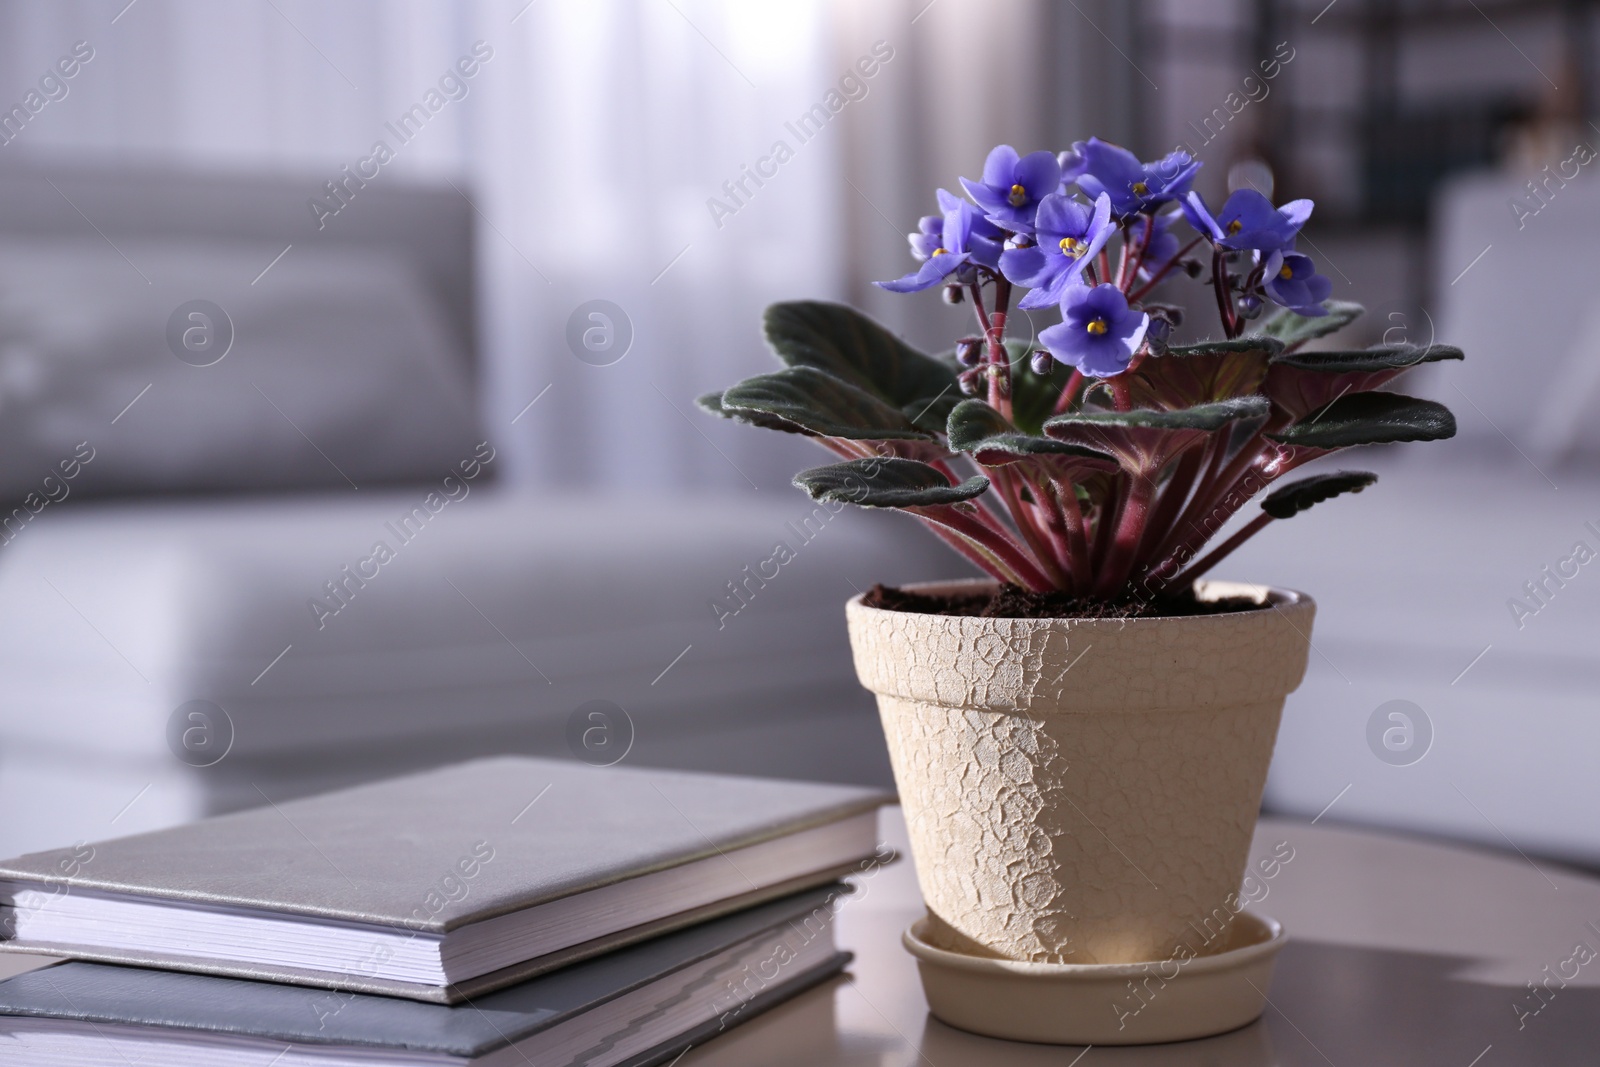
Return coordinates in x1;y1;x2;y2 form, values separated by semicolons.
861;582;1266;620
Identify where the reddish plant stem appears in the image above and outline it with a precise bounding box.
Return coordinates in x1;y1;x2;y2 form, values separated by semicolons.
988;278;1015;421
1052;369;1085;417
918;505;1055;592
1094;472;1154;598
1135;447;1203;561
1167;511;1275;587
1048;478;1091;590
1175;433;1275;546
1117;214;1154;294
909;513;1020;586
1110;377;1132;412
931;457;1012;535
1212;249;1241;338
1029;471;1081;584
1143;446;1320;591
1089;476;1122;574
1127;236;1206;302
993;465;1068;588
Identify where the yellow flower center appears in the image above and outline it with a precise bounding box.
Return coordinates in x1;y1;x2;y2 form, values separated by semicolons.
932;247;949;256
1226;219;1243;234
1086;317;1109;336
1279;262;1294;280
1059;235;1083;257
1008;183;1028;206
1131;181;1149;197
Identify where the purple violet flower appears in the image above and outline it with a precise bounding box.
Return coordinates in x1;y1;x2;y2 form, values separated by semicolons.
1182;189;1312;253
1002;193;1115;310
959;145;1062;232
877;189;1002;293
1038;284;1150;378
907;212;944;261
1261;251;1332;316
1071;138;1201;218
1057;147;1087;190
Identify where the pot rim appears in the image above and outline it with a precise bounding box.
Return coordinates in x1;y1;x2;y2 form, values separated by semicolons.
848;577;1309;625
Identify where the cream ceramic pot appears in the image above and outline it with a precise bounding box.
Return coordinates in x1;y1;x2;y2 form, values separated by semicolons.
847;578;1313;965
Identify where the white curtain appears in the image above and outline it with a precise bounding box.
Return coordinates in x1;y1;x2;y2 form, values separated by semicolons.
0;0;1122;491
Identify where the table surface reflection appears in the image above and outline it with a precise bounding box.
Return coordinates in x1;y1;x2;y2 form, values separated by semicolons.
683;808;1600;1066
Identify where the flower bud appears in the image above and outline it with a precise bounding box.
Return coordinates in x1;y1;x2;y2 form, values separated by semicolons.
955;339;981;367
1147;304;1184;328
942;284;963;305
958;367;985;396
989;364;1011;399
1237;294;1263;319
1030;349;1054;375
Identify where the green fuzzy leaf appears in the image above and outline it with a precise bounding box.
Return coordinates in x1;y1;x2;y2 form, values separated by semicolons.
1268;392;1456;449
1270;343;1464;373
1261;470;1378;519
697;389;803;433
764;301;959;408
1167;337;1286;359
902;391;964;434
946;399;1116;467
793;457;989;508
1254;300;1364;348
1045;395;1270;435
721;367;930;440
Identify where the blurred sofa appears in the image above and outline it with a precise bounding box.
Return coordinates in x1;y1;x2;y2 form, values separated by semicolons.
0;162;953;858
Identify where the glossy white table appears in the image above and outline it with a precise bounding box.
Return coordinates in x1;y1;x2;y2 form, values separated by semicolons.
684;807;1600;1066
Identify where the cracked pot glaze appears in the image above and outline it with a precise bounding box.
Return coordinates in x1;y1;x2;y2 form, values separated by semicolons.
847;578;1313;965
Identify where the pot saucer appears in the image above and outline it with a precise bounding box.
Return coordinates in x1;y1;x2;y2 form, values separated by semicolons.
902;910;1286;1046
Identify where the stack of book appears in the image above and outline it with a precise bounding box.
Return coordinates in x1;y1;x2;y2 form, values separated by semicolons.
0;757;890;1065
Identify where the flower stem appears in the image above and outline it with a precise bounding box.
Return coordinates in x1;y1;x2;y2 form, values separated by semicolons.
1118;215;1154;294
989;277;1015;421
1213;249;1241;338
1128;235;1205;302
1052;369;1085;417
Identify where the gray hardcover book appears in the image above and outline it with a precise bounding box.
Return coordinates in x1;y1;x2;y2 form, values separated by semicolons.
0;757;889;1002
0;884;852;1066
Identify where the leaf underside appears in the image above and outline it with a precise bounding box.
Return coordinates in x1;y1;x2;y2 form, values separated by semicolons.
1126;340;1278;410
1261;470;1379;519
793;457;989;508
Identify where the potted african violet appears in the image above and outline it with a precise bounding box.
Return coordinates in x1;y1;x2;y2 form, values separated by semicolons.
701;138;1461;1038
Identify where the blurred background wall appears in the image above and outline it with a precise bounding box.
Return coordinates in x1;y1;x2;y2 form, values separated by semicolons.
1;0;1597;869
